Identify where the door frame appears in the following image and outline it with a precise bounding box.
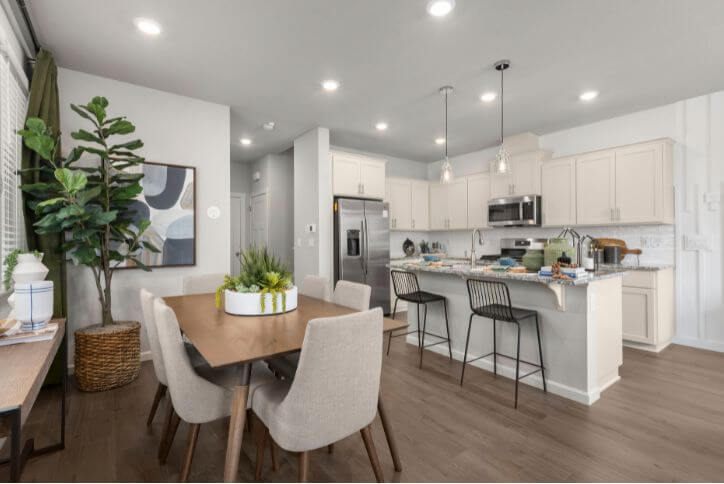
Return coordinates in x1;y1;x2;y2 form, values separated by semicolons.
230;192;247;275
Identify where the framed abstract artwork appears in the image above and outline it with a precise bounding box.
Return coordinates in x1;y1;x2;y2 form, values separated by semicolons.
118;161;196;268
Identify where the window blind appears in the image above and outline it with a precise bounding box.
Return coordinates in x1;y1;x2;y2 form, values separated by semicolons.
0;44;28;290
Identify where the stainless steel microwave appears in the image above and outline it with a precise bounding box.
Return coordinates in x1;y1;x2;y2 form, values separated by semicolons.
487;195;542;227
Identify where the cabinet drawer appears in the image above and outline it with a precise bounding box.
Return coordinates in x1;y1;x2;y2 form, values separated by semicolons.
623;271;656;289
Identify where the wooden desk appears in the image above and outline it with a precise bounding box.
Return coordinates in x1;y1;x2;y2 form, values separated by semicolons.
0;319;67;482
163;294;407;482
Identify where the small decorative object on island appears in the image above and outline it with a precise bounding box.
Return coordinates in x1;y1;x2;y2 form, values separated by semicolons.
557;252;572;265
216;246;297;315
521;250;544;272
3;250;53;331
18;96;156;392
544;237;573;266
402;238;415;257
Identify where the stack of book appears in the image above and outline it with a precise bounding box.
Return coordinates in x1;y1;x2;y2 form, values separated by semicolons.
0;321;58;347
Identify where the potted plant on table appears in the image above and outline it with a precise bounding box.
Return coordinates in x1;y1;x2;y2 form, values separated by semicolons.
216;247;297;315
19;96;157;392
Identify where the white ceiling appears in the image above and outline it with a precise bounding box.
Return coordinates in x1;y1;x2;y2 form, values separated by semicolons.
27;0;724;163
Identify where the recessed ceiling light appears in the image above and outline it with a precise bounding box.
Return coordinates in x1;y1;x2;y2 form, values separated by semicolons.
240;138;252;146
134;18;162;36
375;122;388;131
480;92;497;103
322;79;340;91
427;0;455;17
262;121;276;131
435;137;446;145
579;90;599;101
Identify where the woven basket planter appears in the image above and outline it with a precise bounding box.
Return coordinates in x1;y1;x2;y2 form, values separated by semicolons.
74;321;141;392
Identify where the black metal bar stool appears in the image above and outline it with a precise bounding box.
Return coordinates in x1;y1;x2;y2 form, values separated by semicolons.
387;270;452;368
460;278;547;408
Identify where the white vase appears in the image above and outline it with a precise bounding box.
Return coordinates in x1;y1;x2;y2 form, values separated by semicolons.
12;253;48;284
224;286;298;316
11;253;51;331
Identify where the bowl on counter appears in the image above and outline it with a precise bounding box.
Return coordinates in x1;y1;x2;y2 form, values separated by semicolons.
422;254;440;262
498;257;516;267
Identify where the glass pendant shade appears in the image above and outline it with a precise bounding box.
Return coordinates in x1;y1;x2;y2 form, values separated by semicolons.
495;143;510;174
440;157;453;183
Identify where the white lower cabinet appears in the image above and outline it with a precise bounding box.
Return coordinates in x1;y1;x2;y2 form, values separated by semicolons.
622;268;674;352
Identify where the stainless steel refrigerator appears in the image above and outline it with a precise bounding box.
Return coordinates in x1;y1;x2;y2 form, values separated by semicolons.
334;197;391;314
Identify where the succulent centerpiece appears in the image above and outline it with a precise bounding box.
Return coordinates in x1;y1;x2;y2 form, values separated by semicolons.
216;247;297;315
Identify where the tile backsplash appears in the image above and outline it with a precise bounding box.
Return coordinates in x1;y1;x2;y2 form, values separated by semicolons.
391;225;675;266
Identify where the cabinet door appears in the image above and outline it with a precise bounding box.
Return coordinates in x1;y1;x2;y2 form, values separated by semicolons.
332;153;361;197
576;151;615;225
615;142;662;223
428;183;448;230
360;159;386;199
541;157;576;226
622;287;655;344
387;179;412;230
467;173;490;228
447;179;468;229
511;153;541;195
489;166;512;199
410;181;429;231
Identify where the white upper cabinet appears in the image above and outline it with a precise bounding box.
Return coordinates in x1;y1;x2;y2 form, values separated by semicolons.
332;151;386;199
386;178;412;230
428;183;448;230
467;173;490;229
489;151;548;199
410;180;429;231
575;138;673;225
576;150;616;225
541;157;576;227
428;180;467;230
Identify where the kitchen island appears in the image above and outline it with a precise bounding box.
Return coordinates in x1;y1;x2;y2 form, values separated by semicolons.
390;260;626;405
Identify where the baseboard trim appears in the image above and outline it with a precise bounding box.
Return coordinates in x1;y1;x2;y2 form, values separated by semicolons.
405;336;600;406
671;336;724;353
623;339;672;353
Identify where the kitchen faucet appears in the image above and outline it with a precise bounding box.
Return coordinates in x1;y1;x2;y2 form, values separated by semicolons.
471;228;484;266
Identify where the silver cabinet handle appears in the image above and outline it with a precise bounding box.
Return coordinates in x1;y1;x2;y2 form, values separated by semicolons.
412;219;415;229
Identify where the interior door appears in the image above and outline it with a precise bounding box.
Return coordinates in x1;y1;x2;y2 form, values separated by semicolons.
576;150;615;225
250;192;268;248
428;183;448;229
230;193;247;276
410;180;429;231
467;173;490;228
615;142;662;223
447;179;468;229
332;153;361;197
336;198;365;285
363;200;391;313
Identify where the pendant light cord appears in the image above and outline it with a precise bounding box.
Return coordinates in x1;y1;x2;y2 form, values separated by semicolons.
500;66;504;144
444;90;449;159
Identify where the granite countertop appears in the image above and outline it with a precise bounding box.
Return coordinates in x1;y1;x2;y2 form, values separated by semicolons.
388;260;628;286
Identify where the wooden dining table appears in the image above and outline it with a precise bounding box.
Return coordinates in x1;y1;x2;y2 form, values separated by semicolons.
163;293;408;482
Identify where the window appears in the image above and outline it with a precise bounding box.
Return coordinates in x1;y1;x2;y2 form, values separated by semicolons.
0;45;28;291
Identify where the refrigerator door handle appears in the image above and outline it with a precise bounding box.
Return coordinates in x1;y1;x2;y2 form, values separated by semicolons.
363;217;370;277
360;220;366;275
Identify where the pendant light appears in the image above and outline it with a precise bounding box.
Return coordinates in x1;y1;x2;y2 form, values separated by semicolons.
439;85;454;184
493;60;511;175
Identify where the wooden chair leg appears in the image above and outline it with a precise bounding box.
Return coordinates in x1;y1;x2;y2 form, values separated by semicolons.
159;409;181;464
327;444;334;454
360;425;384;483
298;451;310;482
270;437;279;471
255;425;269;481
179;423;200;483
147;382;166;426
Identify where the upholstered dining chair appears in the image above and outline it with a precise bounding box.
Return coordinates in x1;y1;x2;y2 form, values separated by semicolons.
181;273;225;295
299;274;330;300
252;308;385;482
153;299;277;482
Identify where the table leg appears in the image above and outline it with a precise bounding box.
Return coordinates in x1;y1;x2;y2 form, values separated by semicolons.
9;407;20;482
223;364;251;482
377;392;402;472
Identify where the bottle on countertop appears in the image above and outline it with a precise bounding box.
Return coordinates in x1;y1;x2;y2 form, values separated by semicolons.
557;252;572;265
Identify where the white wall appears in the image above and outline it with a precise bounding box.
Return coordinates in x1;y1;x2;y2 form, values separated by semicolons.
230;160;250;194
293;128;331;285
421;92;724;352
58;68;231;361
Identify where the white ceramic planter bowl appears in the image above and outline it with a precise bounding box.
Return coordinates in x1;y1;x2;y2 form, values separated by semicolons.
224;286;298;316
13;281;54;331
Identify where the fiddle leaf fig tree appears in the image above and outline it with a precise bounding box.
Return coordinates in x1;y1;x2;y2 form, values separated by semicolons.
18;96;159;326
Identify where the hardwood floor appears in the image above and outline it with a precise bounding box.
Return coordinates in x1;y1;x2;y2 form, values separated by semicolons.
6;315;724;482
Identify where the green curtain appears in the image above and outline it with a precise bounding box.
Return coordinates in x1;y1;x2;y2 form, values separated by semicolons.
20;49;67;320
